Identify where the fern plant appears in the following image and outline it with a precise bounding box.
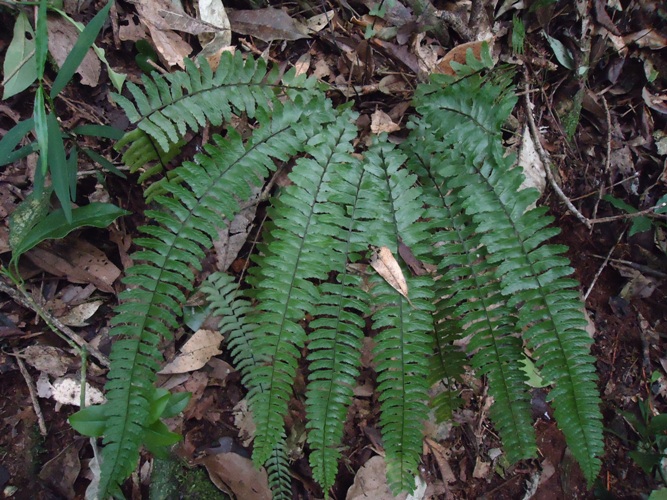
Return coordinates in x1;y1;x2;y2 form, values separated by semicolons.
70;48;604;497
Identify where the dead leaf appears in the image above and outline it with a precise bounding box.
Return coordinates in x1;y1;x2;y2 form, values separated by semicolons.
346;455;425;500
132;0;193;68
47;15;101;87
472;457;491;479
213;186;259;272
425;438;456;485
370;246;410;302
197;0;232;65
370;110;400;134
437;40;491;76
518;124;547;195
397;240;429;276
58;300;104;327
37;372;105;408
305;10;335;34
26;239;122;293
159;329;223;374
227;8;310;42
38;440;83;498
23;345;73;377
194;452;271;499
233;399;255;447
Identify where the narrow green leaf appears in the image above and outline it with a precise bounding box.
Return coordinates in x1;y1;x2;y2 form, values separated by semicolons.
72;124;125;140
2;12;38;99
81;148;127;178
33;86;48;176
35;0;49;80
603;194;637;214
47;112;72;222
9;188;52;259
143;420;182;455
0;118;35;166
68;404;108;437
50;0;113;98
161;392;191;419
11;202;130;263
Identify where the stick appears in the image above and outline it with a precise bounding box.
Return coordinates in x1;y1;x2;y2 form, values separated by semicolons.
14;347;48;436
523;83;593;229
0;276;110;368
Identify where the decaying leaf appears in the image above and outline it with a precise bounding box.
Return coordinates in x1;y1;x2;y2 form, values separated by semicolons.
233;399;256;447
213;186;259;272
58;300;104;327
38;440;83;498
47;15;101;87
518;124;547;195
227;8;310;42
23;345;73;377
397;239;430;276
159;329;223;374
370;109;401;134
194;452;271;499
370;246;410;302
37;372;105;407
346;455;426;500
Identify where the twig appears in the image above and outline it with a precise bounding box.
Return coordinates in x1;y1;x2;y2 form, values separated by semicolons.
0;276;110;368
588;254;667;280
523;85;593;229
14;347;48;436
589;205;667;224
584;229;625;301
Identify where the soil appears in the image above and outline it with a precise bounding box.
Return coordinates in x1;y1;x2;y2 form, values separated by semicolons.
0;0;666;499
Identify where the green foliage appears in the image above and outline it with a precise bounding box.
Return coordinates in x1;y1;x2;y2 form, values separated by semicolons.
1;0;124;225
83;48;604;497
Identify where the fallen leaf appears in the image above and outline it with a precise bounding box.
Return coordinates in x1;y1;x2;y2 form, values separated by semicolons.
23;345;73;377
197;0;232;64
370;109;400;134
370;246;410;302
227;8;310;42
26;239;122;293
437;40;490;76
518;124;547;195
159;329;223;374
38;440;83;498
397;240;428;276
37;372;106;407
194;452;271;499
346;455;426;500
425;438;456;485
58;299;104;327
305;10;335;34
47;15;100;87
213;186;259;272
233;399;256;447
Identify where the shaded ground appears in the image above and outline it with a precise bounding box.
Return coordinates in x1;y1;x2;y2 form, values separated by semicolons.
0;0;666;498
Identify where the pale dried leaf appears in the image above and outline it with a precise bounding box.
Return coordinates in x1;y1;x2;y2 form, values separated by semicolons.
47;15;100;87
305;10;334;33
159;329;223;374
23;345;73;377
198;0;232;49
370;110;401;134
370;246;410;301
37;372;106;407
214;186;259;271
59;300;104;327
233;399;256;447
518;124;547;195
38;441;83;498
346;455;425;500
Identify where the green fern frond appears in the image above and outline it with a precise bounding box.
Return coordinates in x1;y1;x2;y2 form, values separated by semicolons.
405;130;536;462
411;64;603;481
306;157;370;492
265;439;292;500
248;109;360;465
98;99;325;496
113;52;321;177
360;141;435;493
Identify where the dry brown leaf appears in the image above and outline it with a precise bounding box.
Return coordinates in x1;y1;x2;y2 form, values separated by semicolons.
370;246;410;303
159;329;223;374
370;109;400;134
38;440;83;498
194;452;271;499
26;240;121;293
233;399;255;447
227;8;310;42
213;185;259;272
23;345;73;377
425;438;456;485
437;40;491;75
47;15;100;87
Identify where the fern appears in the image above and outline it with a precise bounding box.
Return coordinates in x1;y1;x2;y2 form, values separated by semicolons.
78;48;604;497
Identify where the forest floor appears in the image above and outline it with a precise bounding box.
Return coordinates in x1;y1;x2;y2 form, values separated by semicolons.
0;0;666;498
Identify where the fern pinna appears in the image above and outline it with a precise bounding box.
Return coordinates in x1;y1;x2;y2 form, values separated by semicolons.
70;49;604;497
